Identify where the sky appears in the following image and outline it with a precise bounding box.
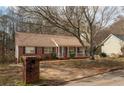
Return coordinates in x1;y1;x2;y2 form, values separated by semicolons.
0;6;8;15
0;0;124;6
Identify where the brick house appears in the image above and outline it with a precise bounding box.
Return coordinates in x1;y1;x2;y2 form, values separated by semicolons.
15;32;89;60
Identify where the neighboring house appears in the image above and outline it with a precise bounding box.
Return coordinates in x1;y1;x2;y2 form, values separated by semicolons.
101;34;124;56
15;32;89;60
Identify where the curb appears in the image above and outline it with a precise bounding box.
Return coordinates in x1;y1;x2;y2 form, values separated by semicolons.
61;67;124;85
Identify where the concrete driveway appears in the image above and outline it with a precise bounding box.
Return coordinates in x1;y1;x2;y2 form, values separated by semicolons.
66;69;124;86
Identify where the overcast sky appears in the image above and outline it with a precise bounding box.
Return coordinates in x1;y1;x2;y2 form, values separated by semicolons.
0;6;8;15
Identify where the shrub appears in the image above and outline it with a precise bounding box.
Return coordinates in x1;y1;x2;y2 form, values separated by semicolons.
100;52;107;57
19;56;24;63
69;51;75;58
0;53;15;64
51;52;57;59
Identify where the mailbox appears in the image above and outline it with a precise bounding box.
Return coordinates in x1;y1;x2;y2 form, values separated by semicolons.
22;56;40;84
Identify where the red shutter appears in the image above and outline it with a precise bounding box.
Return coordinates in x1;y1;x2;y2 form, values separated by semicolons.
52;47;55;52
35;47;37;54
23;47;25;54
42;47;44;54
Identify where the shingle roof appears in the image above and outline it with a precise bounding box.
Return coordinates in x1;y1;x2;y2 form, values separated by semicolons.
15;32;88;47
101;33;124;45
114;34;124;41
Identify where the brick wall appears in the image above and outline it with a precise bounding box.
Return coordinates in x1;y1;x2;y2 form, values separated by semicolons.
18;46;86;60
19;46;24;57
36;47;43;55
18;47;57;59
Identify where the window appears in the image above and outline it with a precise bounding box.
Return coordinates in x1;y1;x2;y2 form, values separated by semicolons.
77;47;84;54
44;47;53;54
69;47;75;52
25;47;35;54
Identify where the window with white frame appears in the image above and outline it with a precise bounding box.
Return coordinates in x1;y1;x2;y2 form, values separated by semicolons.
44;47;53;54
69;47;75;52
77;47;84;54
25;47;35;54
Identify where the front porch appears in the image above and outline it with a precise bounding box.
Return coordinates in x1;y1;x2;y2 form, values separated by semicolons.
16;46;88;61
56;46;86;59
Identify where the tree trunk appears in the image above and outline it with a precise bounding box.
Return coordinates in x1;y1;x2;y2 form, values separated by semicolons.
1;32;5;63
90;50;95;60
89;24;95;60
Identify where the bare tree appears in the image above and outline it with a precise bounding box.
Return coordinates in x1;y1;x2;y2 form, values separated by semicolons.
18;6;119;59
0;14;9;63
83;6;119;59
0;7;17;63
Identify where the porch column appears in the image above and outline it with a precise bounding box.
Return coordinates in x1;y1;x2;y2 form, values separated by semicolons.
83;49;85;56
15;45;19;63
67;47;69;57
75;47;78;57
57;47;60;58
62;47;64;58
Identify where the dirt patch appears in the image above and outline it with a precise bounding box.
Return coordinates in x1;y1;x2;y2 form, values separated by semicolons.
39;59;124;85
40;66;109;82
0;58;124;85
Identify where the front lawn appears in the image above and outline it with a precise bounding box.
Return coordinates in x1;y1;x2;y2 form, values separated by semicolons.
39;58;124;85
0;57;124;85
0;64;22;85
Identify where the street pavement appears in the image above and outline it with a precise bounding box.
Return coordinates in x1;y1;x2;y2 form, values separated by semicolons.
66;69;124;86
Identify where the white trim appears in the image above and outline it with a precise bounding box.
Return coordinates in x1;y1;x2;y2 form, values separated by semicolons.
67;47;69;57
75;47;77;57
15;45;19;60
51;38;59;47
57;47;60;58
101;34;114;45
62;47;64;58
101;33;124;46
25;47;35;54
76;47;85;56
44;47;53;54
56;47;58;57
82;49;85;55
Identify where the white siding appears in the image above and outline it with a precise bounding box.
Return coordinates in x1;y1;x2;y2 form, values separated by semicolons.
102;35;123;55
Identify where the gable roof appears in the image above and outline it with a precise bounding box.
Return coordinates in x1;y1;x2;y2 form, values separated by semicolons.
113;34;124;41
101;34;124;44
15;32;89;47
94;30;111;45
